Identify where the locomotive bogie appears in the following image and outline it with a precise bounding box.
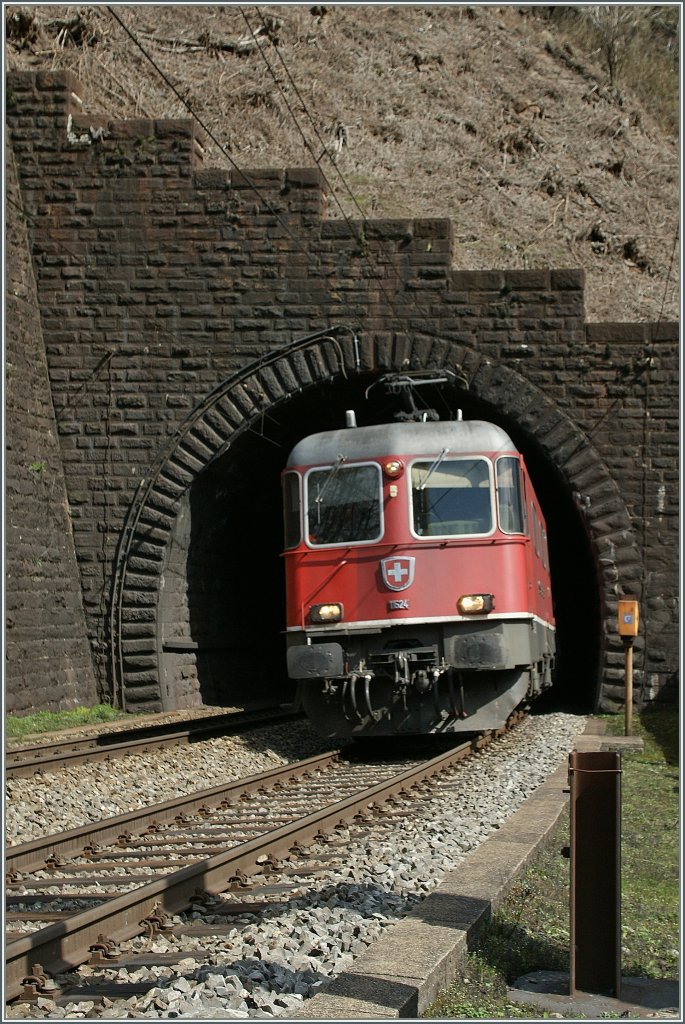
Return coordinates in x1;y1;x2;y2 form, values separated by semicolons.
287;616;555;738
297;670;533;739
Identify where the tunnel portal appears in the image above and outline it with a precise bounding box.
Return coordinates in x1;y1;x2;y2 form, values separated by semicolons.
143;358;605;716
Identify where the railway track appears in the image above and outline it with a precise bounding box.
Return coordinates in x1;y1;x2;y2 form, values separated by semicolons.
5;705;302;779
5;726;512;1008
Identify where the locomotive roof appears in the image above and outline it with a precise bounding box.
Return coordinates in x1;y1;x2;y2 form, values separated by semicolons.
286;419;518;466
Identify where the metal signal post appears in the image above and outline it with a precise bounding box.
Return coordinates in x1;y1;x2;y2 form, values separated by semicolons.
617;599;639;736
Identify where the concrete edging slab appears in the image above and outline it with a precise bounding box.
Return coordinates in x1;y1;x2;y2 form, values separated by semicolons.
293;728;613;1020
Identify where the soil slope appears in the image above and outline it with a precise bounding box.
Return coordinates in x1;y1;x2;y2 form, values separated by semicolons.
5;3;680;322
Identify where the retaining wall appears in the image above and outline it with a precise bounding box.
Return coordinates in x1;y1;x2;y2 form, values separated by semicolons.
5;71;678;714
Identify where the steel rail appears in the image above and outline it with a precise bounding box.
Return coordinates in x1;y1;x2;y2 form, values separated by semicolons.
5;738;476;1002
6;750;341;877
5;706;301;779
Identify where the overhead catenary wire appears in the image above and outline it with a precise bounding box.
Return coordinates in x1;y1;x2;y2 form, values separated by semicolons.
243;8;393;230
106;5;314;257
9;5;372;424
107;4;376;279
240;4;441;331
107;4;455;362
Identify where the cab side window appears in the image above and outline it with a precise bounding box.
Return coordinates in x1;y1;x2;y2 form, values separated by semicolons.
282;471;301;549
496;457;526;534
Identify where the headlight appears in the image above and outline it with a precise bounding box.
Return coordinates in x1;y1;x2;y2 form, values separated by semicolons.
457;594;494;615
310;603;344;623
383;459;404;478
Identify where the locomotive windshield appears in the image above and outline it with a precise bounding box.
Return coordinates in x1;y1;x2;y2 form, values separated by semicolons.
306;462;382;546
411;457;493;536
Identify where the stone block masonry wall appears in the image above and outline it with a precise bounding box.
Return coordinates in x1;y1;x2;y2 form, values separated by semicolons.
581;322;679;704
5;134;99;714
5;70;678;712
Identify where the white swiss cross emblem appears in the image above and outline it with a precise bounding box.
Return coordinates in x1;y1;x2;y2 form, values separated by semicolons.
381;556;415;592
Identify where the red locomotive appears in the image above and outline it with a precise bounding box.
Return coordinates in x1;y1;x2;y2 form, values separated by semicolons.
282;404;555;739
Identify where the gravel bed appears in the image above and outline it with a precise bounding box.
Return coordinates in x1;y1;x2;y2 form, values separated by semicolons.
6;711;586;1019
6;721;331;846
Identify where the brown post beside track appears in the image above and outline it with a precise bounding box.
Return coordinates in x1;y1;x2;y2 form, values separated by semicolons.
569;750;622;998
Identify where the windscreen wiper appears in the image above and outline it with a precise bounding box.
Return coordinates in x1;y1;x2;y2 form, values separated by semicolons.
417;448;449;490
314;455;347;522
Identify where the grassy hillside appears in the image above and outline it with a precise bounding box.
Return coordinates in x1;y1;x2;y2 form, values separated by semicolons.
5;4;680;323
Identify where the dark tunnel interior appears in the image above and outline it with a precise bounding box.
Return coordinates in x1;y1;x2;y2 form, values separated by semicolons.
184;373;601;714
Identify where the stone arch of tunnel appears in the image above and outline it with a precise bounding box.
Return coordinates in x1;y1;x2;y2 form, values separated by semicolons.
110;332;641;717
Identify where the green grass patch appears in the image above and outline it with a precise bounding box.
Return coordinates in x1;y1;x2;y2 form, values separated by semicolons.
5;704;125;740
424;709;679;1018
606;709;679;980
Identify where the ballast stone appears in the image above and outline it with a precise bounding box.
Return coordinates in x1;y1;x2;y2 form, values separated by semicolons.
6;713;586;1021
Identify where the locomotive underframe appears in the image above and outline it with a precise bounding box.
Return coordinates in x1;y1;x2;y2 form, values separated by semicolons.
287;618;555;738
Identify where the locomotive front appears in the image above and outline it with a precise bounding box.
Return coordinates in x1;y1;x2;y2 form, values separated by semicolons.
282;417;555;739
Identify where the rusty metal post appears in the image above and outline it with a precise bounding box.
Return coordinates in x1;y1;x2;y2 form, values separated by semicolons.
569;750;621;998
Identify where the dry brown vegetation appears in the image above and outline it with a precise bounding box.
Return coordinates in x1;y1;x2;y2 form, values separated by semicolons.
5;3;680;322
